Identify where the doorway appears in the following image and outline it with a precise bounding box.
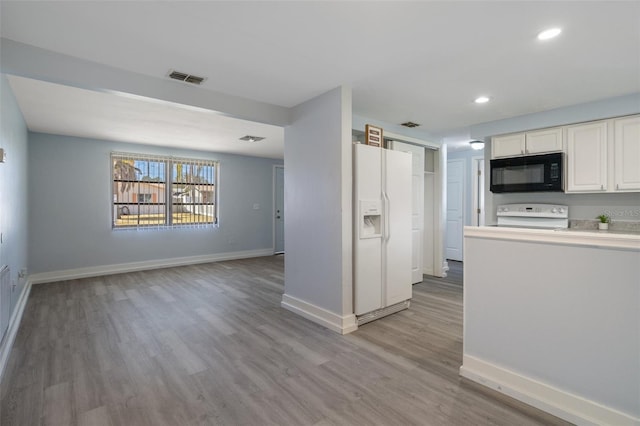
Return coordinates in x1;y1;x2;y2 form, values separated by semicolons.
446;158;464;261
273;165;284;254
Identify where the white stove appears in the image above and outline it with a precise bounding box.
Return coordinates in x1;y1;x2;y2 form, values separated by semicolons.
496;203;569;229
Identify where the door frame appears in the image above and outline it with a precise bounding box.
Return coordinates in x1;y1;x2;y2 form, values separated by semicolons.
471;155;485;226
272;165;285;254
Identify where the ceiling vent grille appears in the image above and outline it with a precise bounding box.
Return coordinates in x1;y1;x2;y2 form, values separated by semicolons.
168;70;206;85
401;121;420;128
239;135;265;142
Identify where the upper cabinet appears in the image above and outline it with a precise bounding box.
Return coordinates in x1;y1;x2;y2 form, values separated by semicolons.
525;128;564;154
490;114;640;194
566;121;608;192
492;133;525;158
614;115;640;191
492;128;563;159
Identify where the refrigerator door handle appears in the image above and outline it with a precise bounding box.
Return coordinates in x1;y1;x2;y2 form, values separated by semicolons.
383;192;390;241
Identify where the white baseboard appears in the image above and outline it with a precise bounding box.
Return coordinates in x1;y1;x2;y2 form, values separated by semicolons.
460;355;640;426
281;293;358;335
0;279;32;380
29;248;274;284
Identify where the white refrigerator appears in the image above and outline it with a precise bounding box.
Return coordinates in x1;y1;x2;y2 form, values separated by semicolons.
353;143;412;323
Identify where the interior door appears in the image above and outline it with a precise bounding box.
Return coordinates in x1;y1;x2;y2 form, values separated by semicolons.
389;141;424;284
446;159;464;261
274;166;285;254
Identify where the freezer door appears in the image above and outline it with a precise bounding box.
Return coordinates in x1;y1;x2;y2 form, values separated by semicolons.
383;149;413;306
353;144;383;315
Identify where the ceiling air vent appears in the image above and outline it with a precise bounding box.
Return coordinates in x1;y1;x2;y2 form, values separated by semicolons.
401;121;420;128
168;70;206;85
239;135;265;142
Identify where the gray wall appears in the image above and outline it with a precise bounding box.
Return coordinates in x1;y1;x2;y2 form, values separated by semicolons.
470;93;640;139
284;86;352;318
0;74;29;314
28;132;282;274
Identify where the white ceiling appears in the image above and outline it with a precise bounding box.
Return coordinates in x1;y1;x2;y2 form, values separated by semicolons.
2;1;639;154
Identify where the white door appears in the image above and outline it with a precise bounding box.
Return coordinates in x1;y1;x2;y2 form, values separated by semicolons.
354;144;383;315
383;149;412;306
389;141;424;284
446;159;464;261
274;166;285;253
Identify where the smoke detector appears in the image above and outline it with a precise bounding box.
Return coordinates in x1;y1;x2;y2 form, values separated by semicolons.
400;121;420;128
168;70;206;85
239;135;265;142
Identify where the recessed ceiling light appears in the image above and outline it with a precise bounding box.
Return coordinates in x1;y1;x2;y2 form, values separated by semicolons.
474;96;490;104
537;28;562;41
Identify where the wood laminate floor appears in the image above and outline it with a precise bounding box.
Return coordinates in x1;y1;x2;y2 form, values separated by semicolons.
0;256;571;425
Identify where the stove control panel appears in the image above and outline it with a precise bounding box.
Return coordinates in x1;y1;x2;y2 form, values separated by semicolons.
497;203;569;219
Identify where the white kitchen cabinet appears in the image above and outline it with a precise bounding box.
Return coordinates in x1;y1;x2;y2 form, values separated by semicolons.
525;127;564;154
491;133;525;158
614;115;640;191
491;127;563;159
566;121;608;192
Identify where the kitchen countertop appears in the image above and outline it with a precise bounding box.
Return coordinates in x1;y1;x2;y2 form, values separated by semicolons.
465;225;640;250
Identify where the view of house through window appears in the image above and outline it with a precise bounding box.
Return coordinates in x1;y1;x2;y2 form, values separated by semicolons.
112;153;218;229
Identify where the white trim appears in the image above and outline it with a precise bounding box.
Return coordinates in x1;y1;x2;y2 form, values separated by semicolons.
383;130;439;149
0;279;32;380
29;248;274;284
272;164;284;254
464;225;640;251
460;355;640;426
433;146;446;277
470;155;485;227
281;293;358;335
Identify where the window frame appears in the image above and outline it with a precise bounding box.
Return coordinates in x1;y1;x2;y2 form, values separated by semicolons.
111;152;219;230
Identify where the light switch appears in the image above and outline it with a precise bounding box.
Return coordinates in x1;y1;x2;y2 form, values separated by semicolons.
253;203;260;210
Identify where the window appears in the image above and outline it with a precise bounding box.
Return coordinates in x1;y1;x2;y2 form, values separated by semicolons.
112;153;218;229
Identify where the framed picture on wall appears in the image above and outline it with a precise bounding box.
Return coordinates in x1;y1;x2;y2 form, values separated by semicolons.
365;124;383;147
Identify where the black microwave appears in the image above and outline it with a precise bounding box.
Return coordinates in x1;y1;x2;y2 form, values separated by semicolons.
490;152;564;193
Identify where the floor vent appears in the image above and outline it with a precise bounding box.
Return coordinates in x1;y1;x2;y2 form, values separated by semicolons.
168;70;206;85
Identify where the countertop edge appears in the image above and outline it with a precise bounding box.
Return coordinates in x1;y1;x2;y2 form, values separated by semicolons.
464;226;640;251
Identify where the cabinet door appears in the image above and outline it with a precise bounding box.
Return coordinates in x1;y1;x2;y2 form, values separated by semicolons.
567;122;608;192
526;128;563;154
491;133;525;158
614;116;640;191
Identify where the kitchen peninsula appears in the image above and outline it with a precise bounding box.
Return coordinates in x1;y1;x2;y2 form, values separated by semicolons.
461;226;640;426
